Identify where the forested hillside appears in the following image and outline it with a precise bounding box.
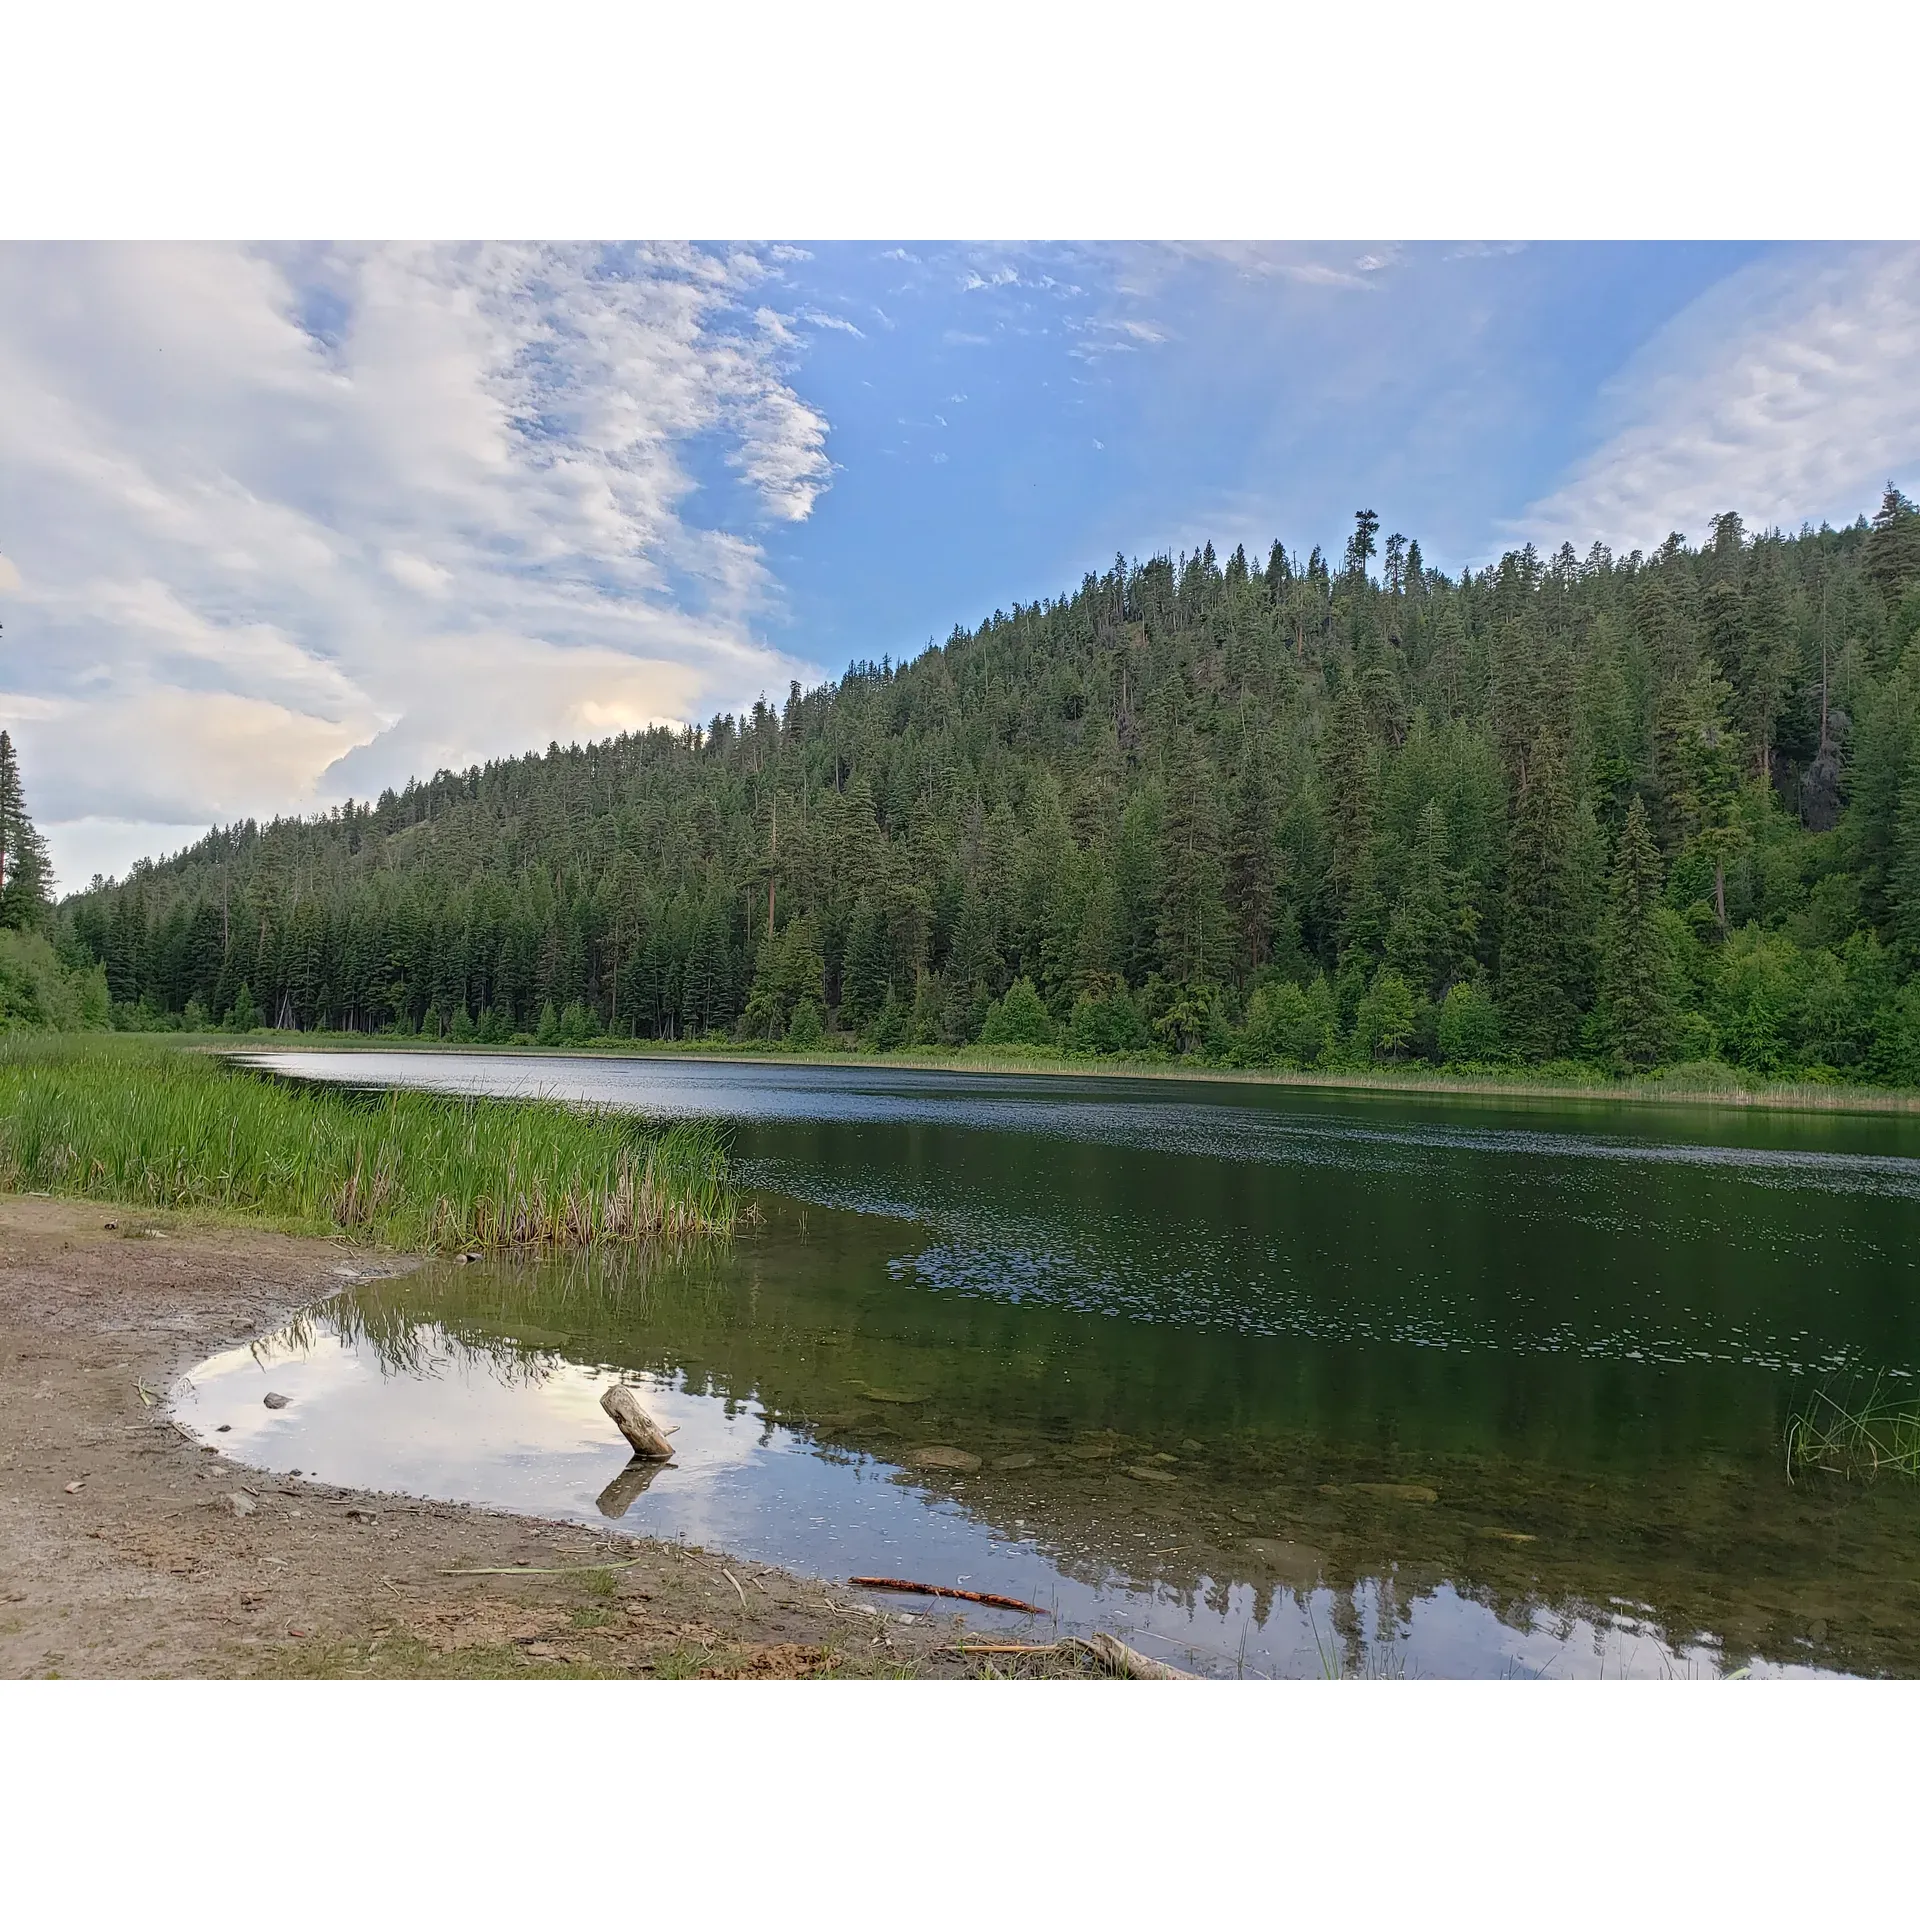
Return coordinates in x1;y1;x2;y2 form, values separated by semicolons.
59;488;1920;1082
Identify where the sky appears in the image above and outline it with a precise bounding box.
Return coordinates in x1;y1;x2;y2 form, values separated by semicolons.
3;239;1919;894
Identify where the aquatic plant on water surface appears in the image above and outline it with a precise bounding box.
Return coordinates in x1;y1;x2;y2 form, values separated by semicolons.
0;1034;739;1248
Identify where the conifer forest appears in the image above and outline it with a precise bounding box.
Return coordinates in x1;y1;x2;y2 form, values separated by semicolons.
50;487;1920;1085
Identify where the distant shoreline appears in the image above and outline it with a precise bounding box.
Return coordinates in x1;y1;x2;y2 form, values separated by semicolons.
211;1032;1920;1120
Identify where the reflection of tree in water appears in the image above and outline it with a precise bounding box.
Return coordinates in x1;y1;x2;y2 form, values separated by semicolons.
293;1232;1920;1678
309;1238;732;1388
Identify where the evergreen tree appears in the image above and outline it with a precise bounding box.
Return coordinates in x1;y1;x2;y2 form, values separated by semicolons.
1598;796;1672;1067
1156;732;1231;987
1890;714;1920;958
0;731;54;932
1498;732;1582;1061
1867;485;1920;607
1384;800;1467;999
1225;737;1280;978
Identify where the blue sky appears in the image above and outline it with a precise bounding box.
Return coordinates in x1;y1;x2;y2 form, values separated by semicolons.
746;242;1774;678
2;239;1917;890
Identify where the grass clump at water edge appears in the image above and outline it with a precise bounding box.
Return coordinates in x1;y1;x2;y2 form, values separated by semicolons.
1785;1376;1920;1485
0;1034;739;1249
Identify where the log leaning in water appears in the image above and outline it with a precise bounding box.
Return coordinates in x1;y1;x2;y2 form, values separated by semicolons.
601;1383;675;1459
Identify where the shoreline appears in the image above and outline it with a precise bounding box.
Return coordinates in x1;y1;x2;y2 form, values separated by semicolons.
211;1033;1920;1120
0;1197;987;1680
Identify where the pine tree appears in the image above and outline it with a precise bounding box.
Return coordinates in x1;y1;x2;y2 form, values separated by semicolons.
1225;737;1279;979
1598;796;1672;1068
1866;485;1920;607
1385;799;1469;1000
839;895;891;1029
0;731;54;932
1497;732;1583;1061
1157;731;1231;987
1889;713;1920;958
1322;683;1376;937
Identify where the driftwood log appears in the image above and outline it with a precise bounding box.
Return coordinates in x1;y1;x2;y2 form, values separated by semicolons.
1062;1632;1199;1680
600;1383;675;1459
947;1633;1201;1678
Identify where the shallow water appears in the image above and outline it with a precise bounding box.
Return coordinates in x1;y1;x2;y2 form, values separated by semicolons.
179;1051;1920;1677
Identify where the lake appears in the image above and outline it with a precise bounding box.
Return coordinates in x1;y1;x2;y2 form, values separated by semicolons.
175;1052;1920;1677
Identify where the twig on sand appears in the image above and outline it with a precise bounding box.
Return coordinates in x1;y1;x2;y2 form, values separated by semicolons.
850;1576;1045;1614
720;1567;748;1612
436;1563;646;1576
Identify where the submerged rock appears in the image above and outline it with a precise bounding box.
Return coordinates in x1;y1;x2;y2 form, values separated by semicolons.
1240;1538;1322;1587
992;1453;1037;1470
862;1387;928;1405
1320;1481;1439;1503
908;1446;982;1471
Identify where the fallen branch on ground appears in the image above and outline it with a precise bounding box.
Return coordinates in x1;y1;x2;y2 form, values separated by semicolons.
435;1563;647;1576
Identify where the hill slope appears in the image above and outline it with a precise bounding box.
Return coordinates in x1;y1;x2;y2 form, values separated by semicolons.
60;491;1920;1082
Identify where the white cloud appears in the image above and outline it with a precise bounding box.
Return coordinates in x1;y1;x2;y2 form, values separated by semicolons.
1518;244;1920;553
0;242;833;890
798;307;865;338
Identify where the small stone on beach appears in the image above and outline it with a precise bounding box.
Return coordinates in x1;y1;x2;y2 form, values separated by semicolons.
263;1392;290;1409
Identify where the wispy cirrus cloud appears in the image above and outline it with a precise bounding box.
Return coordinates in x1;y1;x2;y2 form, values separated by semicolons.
1517;244;1920;553
0;242;834;887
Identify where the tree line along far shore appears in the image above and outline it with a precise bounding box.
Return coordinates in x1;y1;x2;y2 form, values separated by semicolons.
16;486;1920;1087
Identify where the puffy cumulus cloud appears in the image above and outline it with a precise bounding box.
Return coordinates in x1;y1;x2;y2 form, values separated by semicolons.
0;242;834;889
1518;244;1920;554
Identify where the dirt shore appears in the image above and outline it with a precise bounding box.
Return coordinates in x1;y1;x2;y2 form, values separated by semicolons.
0;1198;993;1679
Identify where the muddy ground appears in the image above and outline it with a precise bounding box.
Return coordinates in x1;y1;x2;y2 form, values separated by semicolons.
0;1198;1044;1680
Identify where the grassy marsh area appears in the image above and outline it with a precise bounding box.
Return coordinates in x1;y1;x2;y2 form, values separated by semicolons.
0;1034;738;1249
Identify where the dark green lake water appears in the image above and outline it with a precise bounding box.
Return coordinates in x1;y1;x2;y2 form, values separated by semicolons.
180;1053;1920;1677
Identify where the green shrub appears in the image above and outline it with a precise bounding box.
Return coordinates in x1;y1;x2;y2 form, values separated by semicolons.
980;977;1053;1046
0;931;108;1033
1066;983;1148;1055
1436;981;1503;1065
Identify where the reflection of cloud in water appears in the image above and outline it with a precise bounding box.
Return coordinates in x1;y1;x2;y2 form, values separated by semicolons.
175;1311;1825;1678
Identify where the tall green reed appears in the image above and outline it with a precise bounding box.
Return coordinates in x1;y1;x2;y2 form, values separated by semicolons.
0;1034;739;1249
1785;1375;1920;1484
